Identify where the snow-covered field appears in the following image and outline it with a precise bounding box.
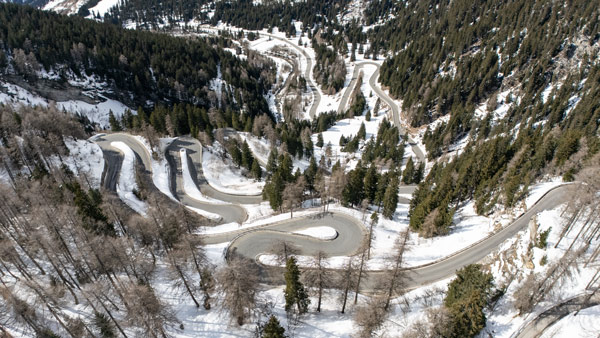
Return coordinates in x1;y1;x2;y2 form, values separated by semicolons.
202;143;264;196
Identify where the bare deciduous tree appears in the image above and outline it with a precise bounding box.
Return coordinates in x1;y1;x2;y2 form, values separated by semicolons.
303;251;333;312
353;296;388;338
217;255;259;325
380;229;410;311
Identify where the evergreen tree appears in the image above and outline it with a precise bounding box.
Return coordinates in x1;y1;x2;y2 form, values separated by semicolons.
262;315;286;338
402;157;415;184
229;143;242;167
251;160;262;181
357;122;366;140
413;161;425;184
264;172;284;211
279;153;294;182
241;140;254;170
316;133;324;148
284;257;310;314
94;312;116;338
444;264;493;338
108;110;122;131
363;165;378;203
267;147;279;175
342;163;366;207
382;175;399;219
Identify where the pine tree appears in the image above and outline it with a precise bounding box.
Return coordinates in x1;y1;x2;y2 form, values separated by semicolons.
402;157;415;184
382;175;399;219
108;110;122;131
262;315;286;338
251;160;262;181
444;264;493;338
317;133;324;148
94;312;116;338
413;161;425;184
284;257;310;314
241;140;254;170
229;143;242;167
363;165;378;203
342;164;366;207
279;153;294;182
358;122;366;140
267;147;279;175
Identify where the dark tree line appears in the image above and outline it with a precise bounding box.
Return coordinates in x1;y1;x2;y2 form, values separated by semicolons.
0;3;275;122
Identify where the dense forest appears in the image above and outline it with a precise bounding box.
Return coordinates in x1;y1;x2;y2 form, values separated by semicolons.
374;0;599;145
0;3;275;128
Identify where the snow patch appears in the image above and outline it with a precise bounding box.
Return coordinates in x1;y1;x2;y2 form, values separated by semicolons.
110;141;148;215
293;226;338;240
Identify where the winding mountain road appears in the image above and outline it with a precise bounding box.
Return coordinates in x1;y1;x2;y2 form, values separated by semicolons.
259;32;321;119
94;132;570;291
338;61;426;163
514;291;600;338
93;29;570;293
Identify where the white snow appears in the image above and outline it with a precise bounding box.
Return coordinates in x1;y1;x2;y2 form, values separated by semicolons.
293;226;338;240
0;81;48;107
85;0;120;18
0;81;134;129
485;203;599;337
202;143;264;196
110;141;148;215
540;304;600;338
43;0;87;15
57;98;133;128
179;148;226;204
60;139;105;189
132;135;177;202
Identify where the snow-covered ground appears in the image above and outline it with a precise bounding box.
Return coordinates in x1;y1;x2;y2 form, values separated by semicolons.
179;148;227;207
43;0;87;15
293;226;338;240
59;139;105;189
484;205;599;337
540;304;600;338
110;141;148;215
0;81;133;128
202;143;264;196
85;0;120;18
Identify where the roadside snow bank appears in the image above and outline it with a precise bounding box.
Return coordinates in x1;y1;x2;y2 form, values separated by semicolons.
180;149;212;202
132;136;176;201
110;141;147;215
180;148;226;204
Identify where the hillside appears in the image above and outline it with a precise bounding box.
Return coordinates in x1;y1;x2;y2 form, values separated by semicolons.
0;1;599;338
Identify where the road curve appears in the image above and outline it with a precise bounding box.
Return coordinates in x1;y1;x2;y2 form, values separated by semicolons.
513;291;600;338
338;61;426;163
227;184;570;290
93;133;250;224
258;32;321;119
95;132;571;292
